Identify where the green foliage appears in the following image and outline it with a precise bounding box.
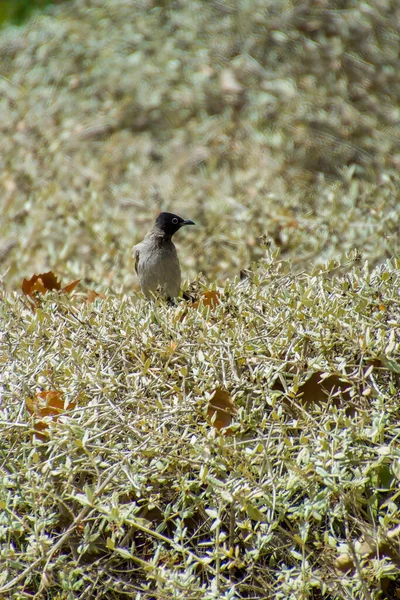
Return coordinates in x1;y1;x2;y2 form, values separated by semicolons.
0;0;59;26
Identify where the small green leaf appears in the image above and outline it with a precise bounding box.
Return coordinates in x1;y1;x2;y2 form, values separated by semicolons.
245;502;268;523
106;538;115;550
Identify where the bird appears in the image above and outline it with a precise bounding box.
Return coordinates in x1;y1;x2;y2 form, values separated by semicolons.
134;212;195;299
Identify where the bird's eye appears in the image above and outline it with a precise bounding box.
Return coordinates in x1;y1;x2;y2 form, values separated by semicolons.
172;217;179;224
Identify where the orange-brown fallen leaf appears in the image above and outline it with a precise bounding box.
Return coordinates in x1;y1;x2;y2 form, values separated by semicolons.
272;370;354;413
192;290;220;310
26;391;76;439
85;289;107;303
207;387;238;431
62;279;81;294
22;271;81;309
176;290;220;323
22;271;61;295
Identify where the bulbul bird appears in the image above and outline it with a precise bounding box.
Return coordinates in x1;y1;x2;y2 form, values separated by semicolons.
134;212;195;299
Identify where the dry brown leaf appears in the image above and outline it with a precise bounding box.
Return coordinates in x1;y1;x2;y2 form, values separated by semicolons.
22;271;61;297
287;218;299;229
177;290;220;323
273;370;354;414
26;391;76;439
335;524;400;573
298;372;352;406
22;272;81;309
192;290;220;310
62;279;81;294
207;387;238;431
85;289;107;303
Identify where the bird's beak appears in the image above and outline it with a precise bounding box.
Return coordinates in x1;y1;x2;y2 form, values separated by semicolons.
182;219;195;226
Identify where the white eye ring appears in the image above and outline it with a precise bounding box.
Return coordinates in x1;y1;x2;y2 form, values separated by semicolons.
172;217;179;224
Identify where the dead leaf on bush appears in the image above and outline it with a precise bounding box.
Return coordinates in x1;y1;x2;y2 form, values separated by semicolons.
85;289;107;303
273;370;354;414
26;390;76;439
22;271;61;296
22;271;81;308
298;372;352;406
207;387;238;431
335;524;400;573
192;290;220;310
177;290;220;323
62;279;81;294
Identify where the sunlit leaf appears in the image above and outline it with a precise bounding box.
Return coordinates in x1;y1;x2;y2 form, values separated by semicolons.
244;502;268;523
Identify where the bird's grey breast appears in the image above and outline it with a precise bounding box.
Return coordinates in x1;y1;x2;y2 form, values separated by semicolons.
135;237;181;297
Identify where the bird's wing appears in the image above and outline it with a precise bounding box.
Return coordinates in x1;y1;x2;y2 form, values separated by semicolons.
134;246;140;274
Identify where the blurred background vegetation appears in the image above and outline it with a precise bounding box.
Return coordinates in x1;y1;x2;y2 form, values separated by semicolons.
1;0;399;290
0;0;65;26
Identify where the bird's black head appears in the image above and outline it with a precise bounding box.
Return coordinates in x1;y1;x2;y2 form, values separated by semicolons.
155;212;195;237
